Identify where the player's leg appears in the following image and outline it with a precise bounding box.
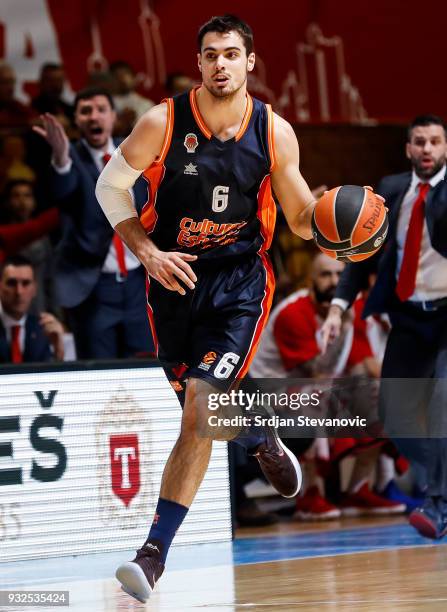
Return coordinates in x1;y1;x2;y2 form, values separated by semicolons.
115;376;221;602
188;254;302;498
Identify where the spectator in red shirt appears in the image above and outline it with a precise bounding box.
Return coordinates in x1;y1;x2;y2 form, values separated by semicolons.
251;253;405;519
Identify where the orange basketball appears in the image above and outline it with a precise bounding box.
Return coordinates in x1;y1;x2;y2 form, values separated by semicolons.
311;185;388;262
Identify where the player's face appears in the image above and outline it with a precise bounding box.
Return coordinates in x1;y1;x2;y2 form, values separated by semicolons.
0;265;36;319
406;124;447;179
312;255;345;305
198;31;255;99
74;95;116;148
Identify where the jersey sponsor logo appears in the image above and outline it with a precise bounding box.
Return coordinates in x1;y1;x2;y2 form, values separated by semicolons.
177;218;247;248
177;217;247;249
184;132;199;153
184;162;198;175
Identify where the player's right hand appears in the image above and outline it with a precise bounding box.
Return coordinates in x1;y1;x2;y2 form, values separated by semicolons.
144;248;197;295
32;113;70;168
320;305;344;354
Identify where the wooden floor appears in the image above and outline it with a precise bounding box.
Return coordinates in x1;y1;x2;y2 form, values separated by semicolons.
233;548;447;611
3;517;447;611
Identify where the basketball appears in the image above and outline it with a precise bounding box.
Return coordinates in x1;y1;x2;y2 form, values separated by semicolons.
311;185;389;262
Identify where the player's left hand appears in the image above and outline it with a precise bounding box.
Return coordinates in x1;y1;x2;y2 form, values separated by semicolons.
363;185;387;209
311;184;328;199
39;312;65;360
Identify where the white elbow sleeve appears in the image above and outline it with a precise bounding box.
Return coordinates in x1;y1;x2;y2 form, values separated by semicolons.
95;147;142;228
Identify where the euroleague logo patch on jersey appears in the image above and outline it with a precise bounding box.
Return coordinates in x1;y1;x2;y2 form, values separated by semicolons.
198;351;217;372
203;351;217;365
184;132;199;153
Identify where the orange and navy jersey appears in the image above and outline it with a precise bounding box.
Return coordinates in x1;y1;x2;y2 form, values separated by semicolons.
140;88;276;260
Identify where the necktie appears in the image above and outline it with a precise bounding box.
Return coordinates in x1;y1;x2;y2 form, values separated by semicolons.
11;325;22;364
102;153;128;278
395;182;430;302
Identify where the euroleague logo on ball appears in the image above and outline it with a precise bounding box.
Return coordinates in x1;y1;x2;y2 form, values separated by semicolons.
374;226;388;248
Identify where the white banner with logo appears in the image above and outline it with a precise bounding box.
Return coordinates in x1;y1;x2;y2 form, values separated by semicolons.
0;365;231;562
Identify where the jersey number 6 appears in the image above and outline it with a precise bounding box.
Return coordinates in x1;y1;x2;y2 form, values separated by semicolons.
212;186;229;212
214;352;240;379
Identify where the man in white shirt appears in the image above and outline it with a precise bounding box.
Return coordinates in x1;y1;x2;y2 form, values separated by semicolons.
0;255;64;363
33;88;154;359
322;114;447;539
110;61;154;136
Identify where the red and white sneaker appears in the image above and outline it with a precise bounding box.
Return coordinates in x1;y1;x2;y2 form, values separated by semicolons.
340;483;406;517
294;486;341;521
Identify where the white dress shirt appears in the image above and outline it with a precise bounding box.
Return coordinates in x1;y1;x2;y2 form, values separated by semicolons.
0;306;27;353
396;165;447;301
53;138;140;274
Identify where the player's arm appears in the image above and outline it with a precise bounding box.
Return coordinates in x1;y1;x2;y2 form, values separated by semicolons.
95;103;197;296
271;113;316;240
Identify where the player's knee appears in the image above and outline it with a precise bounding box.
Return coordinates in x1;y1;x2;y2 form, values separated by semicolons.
182;378;223;440
180;399;211;439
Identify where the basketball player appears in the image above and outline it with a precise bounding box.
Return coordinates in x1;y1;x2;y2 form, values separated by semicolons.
96;15;381;602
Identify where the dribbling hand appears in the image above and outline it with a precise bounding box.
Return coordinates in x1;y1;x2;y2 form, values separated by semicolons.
143;248;198;296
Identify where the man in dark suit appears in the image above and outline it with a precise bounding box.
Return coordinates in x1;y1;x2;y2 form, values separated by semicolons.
322;114;447;539
0;255;64;363
33;88;153;359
